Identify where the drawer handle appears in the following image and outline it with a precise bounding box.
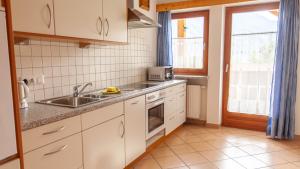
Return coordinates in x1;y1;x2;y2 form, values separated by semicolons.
169;116;175;120
44;145;68;156
131;101;139;105
180;94;185;97
42;126;65;135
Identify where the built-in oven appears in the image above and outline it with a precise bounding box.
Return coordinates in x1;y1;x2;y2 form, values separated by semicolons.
146;91;165;139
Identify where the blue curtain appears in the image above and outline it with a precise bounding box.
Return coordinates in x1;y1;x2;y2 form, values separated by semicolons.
157;11;173;66
267;0;300;139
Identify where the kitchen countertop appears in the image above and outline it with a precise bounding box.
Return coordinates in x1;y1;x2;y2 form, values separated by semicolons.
20;80;187;131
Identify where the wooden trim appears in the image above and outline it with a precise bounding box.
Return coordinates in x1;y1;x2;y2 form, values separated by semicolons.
0;154;18;166
206;123;221;128
185;118;206;125
172;10;209;76
222;2;279;131
14;32;128;46
139;0;150;11
125;126;183;168
1;0;5;8
4;0;24;168
157;0;255;12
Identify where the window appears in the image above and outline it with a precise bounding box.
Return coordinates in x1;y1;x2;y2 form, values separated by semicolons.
171;11;209;75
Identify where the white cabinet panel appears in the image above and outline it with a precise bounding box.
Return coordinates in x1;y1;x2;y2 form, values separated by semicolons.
81;102;123;130
24;133;83;169
0;11;17;160
125;95;146;165
103;0;127;42
11;0;55;34
0;159;20;169
83;115;125;169
54;0;102;40
22;116;81;153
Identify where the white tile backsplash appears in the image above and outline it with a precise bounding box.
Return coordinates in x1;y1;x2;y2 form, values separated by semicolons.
15;29;156;102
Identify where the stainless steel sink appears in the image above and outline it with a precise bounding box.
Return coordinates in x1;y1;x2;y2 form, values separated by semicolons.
81;94;110;99
38;96;101;108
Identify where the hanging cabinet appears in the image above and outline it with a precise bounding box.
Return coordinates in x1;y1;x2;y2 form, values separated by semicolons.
11;0;127;45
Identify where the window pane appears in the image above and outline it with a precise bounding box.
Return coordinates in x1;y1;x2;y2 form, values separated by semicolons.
172;17;205;69
227;10;278;115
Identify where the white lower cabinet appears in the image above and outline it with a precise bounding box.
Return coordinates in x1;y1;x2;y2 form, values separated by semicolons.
0;159;20;169
82;115;125;169
24;133;83;169
124;96;146;165
165;84;187;135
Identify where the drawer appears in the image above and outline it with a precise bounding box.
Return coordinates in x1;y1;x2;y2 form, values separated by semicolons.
162;86;177;97
81;102;124;130
174;83;186;93
24;133;83;169
165;113;177;135
178;110;186;126
177;91;186;113
22;116;81;153
164;95;177;116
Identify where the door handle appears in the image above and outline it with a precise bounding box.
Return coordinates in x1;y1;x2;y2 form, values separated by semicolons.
225;64;229;73
105;18;109;36
46;3;52;29
96;17;103;35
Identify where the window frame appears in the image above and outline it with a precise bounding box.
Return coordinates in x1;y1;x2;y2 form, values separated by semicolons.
171;10;210;76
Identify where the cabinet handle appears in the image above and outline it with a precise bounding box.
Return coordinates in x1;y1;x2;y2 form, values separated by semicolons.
180;94;185;97
44;145;68;156
105;18;109;36
96;17;103;35
42;126;65;135
131;101;139;105
120;121;125;138
46;4;52;29
147;95;155;100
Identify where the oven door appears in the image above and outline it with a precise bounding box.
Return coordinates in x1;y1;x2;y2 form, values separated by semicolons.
146;99;165;139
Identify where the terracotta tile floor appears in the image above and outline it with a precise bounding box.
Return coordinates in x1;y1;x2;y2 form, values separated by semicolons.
132;124;300;169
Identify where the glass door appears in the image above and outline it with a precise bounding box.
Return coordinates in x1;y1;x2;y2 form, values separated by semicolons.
222;3;279;131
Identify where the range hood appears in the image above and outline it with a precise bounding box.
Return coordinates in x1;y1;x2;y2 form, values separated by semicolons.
128;0;161;29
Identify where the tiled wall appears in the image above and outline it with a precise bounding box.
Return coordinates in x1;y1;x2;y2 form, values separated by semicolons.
15;29;156;102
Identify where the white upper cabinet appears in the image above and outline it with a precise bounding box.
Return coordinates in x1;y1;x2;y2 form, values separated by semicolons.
103;0;127;42
124;96;146;165
54;0;102;40
11;0;55;34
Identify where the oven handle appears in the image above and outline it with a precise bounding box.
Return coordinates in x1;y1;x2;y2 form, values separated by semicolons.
146;99;164;109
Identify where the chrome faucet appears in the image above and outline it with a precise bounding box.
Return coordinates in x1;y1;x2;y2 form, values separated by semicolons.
73;82;93;97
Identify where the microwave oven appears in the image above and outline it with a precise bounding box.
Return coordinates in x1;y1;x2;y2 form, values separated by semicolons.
148;66;174;81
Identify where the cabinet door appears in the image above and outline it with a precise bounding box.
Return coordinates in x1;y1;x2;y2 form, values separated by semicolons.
125;96;146;165
54;0;102;40
0;11;17;161
103;0;127;42
83;115;125;169
0;159;20;169
11;0;54;34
